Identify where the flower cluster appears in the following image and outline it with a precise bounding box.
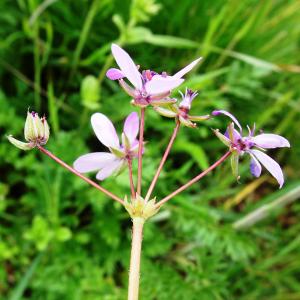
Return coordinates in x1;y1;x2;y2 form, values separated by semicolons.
79;44;290;188
6;43;292;300
8;44;291;196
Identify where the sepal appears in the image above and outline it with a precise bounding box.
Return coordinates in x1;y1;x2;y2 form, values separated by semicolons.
231;151;240;180
121;132;131;150
153;106;177;118
110;147;125;158
150;97;177;106
188;114;210;122
213;129;231;147
7;135;33;151
179;116;196;128
124;194;160;220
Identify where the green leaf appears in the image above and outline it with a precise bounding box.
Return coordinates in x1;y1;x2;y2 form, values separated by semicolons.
23;216;53;251
55;227;72;242
9;252;44;300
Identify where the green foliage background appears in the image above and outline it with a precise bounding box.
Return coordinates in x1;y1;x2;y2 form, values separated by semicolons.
1;0;300;299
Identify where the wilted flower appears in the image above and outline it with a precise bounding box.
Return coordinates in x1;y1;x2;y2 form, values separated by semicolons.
106;44;201;107
8;111;50;150
74;112;141;180
154;88;210;127
212;110;290;188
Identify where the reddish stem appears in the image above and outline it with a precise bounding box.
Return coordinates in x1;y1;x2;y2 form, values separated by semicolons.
37;145;124;205
128;159;136;199
145;121;180;201
156;151;231;207
137;108;145;196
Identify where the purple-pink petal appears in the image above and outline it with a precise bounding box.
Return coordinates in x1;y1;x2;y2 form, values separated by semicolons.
179;89;198;109
74;152;116;173
106;68;125;80
145;76;184;95
250;149;284;188
173;57;202;79
249;154;262;177
123;112;139;144
130;139;144;155
251;134;290;149
179;97;191;109
96;159;123;180
212;110;243;133
111;44;142;90
91;113;120;149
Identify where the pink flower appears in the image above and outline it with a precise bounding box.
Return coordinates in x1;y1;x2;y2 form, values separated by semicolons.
212;110;290;188
74;112;140;180
106;44;201;107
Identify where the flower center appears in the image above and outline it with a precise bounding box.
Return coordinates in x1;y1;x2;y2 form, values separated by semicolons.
142;70;157;82
234;137;254;153
178;107;189;119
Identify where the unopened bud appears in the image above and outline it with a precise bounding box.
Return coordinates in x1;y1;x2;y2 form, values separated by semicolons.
24;111;49;145
8;111;50;150
179;89;198;110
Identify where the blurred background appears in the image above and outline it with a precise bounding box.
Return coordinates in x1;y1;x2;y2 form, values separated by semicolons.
0;0;300;299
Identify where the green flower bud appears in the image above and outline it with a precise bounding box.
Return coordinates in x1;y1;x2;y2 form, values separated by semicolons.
8;111;50;151
24;111;49;145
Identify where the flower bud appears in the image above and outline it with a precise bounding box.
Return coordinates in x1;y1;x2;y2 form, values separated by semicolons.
8;111;50;150
24;111;49;145
179;89;198;110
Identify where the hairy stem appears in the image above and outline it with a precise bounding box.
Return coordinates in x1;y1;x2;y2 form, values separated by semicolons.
145;121;180;201
137;108;145;196
128;159;136;199
37;145;124;205
128;217;144;300
156;151;231;207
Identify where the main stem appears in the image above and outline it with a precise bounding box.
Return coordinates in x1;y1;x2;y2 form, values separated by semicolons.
128;217;144;300
156;151;231;207
145;121;180;201
37;146;124;205
137;108;145;196
128;159;136;199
